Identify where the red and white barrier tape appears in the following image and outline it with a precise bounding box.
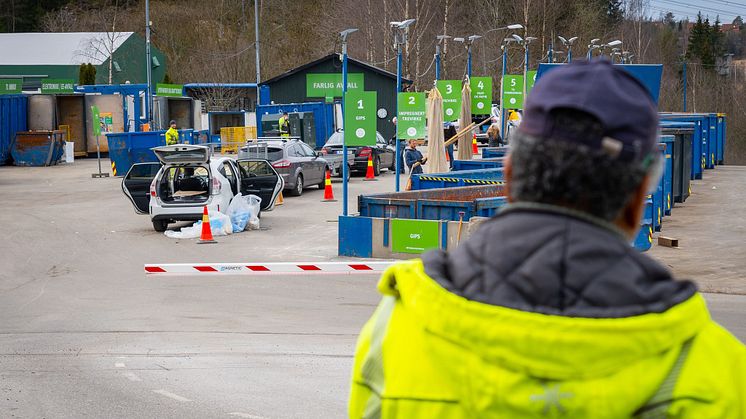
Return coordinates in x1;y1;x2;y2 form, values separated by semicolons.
144;261;396;275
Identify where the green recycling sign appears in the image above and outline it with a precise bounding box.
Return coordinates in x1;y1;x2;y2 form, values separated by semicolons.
91;105;101;136
391;219;440;254
307;73;364;98
471;77;492;115
397;92;426;139
526;70;538;94
0;79;22;95
502;75;524;109
437;80;462;121
344;90;377;146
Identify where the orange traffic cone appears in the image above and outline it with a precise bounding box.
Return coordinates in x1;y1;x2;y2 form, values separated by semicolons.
363;154;377;181
275;191;284;206
197;206;217;244
472;134;479;155
322;169;337;202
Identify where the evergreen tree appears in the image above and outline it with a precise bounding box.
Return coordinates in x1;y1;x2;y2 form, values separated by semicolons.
606;0;624;25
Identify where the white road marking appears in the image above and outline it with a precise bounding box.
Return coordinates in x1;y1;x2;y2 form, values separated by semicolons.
228;413;266;419
115;362;126;368
153;389;192;402
122;372;142;382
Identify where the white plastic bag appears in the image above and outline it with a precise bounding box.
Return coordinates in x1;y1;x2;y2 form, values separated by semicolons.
164;208;233;239
227;193;261;232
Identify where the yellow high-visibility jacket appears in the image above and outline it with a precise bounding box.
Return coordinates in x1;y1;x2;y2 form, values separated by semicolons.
349;259;746;418
165;127;179;145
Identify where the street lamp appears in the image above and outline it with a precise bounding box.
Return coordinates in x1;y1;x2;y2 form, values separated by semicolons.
552;50;566;63
339;28;357;216
500;37;518;144
145;0;153;128
587;38;601;60
558;35;578;62
453;35;483;77
391;18;416;192
435;35;451;80
599;40;622;57
511;34;537;98
610;47;621;63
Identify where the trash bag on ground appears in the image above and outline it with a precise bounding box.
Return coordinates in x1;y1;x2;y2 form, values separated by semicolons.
164;208;233;239
227;193;261;232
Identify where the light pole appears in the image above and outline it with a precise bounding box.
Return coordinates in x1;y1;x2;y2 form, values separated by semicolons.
435;35;451;80
682;57;687;112
391;19;416;192
552;50;565;63
599;40;622;58
254;0;261;107
587;38;600;60
558;35;578;62
454;35;483;77
340;28;357;216
145;0;153;129
512;34;537;98
500;37;517;145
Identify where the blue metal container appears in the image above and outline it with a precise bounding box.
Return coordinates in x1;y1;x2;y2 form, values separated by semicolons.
704;113;718;169
716;113;725;164
481;146;510;159
652;143;666;232
106;131;167;176
358;185;506;221
0;95;27;165
659;114;705;180
633;196;654;252
411;168;504;190
11;131;66;166
660;136;674;216
452;157;505;171
256;102;336;148
659;121;693;202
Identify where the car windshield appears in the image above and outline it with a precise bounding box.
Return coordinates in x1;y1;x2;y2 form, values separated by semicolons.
325;133;343;146
244;146;284;161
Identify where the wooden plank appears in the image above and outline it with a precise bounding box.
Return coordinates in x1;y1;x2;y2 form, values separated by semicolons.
658;236;679;248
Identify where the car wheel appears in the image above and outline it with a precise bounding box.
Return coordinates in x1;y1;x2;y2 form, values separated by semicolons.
318;167;329;189
389;156;396;171
374;156;381;176
291;174;304;196
152;219;168;232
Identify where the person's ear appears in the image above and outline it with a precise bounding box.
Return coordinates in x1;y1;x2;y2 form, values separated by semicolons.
504;155;514;203
615;175;649;240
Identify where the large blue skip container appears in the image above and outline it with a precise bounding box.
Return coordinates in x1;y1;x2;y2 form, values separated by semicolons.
11;131;65;166
716;113;726;164
634;196;654;252
660;135;674;216
359;184;507;221
452;157;505;171
660;114;705;180
0;95;27;165
106;129;193;176
481;146;510;159
256;102;336;148
410;168;504;190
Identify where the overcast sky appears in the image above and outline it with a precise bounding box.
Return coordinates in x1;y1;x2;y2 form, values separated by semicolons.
648;0;744;23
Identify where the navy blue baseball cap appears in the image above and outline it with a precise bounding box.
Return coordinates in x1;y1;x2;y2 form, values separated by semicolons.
519;60;658;163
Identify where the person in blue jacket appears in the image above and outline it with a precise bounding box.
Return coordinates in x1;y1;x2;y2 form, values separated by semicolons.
405;139;427;174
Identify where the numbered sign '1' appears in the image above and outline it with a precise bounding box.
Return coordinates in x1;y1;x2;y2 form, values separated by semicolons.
344;90;377;146
397;92;426;139
471;77;492;115
437;80;462;122
501;75;524;110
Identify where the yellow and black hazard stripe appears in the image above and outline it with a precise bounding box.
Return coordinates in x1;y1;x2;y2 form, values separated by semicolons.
111;161;117;176
418;176;460;182
463;179;504;185
418;176;504;185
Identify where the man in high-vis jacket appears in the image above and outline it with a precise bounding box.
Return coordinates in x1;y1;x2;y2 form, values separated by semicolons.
349;61;746;418
278;112;290;138
165;120;179;145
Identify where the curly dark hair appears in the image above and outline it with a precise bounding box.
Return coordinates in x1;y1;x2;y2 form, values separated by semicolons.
509;111;649;222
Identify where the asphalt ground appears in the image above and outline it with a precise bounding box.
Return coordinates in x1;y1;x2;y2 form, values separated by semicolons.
0;158;744;418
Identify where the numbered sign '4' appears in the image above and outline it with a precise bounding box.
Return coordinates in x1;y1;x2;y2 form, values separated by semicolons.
344;90;377;146
471;77;492;115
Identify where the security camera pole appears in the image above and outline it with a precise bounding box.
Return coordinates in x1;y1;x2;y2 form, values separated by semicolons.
340;28;358;216
391;18;415;192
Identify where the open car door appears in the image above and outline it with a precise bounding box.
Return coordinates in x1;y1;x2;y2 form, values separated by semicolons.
237;159;284;211
122;163;161;214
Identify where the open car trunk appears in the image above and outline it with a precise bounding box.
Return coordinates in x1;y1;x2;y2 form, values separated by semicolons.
158;165;211;204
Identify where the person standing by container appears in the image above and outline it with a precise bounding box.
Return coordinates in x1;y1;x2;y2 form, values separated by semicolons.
404;139;426;175
165;120;179;145
487;118;502;147
278;112;290;138
349;60;746;418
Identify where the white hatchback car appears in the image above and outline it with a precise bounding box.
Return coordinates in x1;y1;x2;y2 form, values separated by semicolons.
122;145;284;231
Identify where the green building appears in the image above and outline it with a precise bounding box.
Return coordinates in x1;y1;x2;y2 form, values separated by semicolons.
0;32;167;89
261;54;411;141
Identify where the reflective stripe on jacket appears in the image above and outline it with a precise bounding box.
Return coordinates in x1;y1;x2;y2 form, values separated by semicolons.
165;127;179;145
349;260;746;418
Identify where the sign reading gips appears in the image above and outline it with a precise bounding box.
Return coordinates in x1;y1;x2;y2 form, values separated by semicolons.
471;77;492;115
156;83;183;97
502;75;524;110
391;219;440;254
41;79;75;94
344;90;377;146
397;92;426;139
306;73;364;99
437;80;462;121
0;79;22;95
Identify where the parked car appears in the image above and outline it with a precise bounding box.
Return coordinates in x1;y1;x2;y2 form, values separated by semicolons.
321;130;395;176
239;139;329;197
121;145;283;232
